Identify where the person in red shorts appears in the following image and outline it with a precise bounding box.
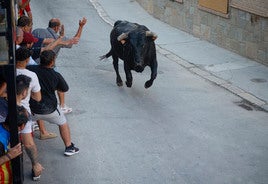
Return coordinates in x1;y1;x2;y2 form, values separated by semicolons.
18;0;33;21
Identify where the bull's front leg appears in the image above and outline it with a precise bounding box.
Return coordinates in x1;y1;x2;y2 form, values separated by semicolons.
124;64;133;88
145;60;157;88
112;55;123;86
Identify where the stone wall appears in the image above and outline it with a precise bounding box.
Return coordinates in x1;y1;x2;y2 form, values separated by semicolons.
136;0;268;65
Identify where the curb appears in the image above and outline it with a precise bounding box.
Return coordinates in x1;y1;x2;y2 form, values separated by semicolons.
89;0;114;26
90;0;267;112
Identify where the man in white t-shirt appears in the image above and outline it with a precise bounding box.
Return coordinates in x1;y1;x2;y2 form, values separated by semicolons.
15;47;44;181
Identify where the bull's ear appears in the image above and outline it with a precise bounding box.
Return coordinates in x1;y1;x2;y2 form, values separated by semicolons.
117;33;128;45
146;31;158;41
120;40;126;45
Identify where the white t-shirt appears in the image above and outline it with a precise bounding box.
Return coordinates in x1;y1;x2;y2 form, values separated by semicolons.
16;68;41;112
17;68;41;134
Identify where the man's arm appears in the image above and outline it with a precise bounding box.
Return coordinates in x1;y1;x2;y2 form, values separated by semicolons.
31;91;41;102
40;36;62;52
0;82;7;97
30;73;41;102
41;36;79;52
0;143;22;165
0;142;7;165
57;17;87;48
73;17;87;39
42;38;55;45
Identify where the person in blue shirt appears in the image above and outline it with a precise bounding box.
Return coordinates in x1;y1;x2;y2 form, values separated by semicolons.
0;74;32;182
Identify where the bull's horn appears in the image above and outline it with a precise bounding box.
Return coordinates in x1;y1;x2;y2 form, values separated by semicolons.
146;31;158;39
117;33;128;41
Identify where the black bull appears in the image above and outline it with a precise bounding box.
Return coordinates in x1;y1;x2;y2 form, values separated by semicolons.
100;20;158;88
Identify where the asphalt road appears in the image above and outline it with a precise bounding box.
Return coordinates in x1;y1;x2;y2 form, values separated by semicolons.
21;0;268;183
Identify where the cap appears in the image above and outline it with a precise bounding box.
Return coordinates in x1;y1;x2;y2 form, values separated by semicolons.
22;32;38;44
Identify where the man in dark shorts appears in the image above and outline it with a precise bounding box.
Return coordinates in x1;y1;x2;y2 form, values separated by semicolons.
27;50;79;156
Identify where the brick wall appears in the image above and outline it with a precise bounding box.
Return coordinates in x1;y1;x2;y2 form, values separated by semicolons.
136;0;268;65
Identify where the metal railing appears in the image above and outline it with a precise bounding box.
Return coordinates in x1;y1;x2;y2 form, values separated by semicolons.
0;0;23;183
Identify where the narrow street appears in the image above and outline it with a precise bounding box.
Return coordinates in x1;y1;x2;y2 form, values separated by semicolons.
22;0;268;183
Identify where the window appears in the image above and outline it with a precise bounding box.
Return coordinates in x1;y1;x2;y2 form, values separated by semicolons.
230;0;268;17
198;0;229;18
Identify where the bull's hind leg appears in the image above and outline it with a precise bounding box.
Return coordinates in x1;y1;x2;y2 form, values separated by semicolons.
112;55;123;86
145;61;157;88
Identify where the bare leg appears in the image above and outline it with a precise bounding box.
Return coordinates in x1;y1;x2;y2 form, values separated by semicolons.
37;119;47;135
21;133;43;177
37;119;57;140
59;123;71;147
59;122;79;156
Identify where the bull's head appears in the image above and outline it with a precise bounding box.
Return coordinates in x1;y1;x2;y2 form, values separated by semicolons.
117;31;157;73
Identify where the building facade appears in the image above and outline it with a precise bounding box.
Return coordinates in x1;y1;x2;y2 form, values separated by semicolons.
136;0;268;65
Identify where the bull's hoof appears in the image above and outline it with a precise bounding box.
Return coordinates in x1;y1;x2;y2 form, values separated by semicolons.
116;78;123;86
144;80;153;88
117;81;123;86
125;81;132;88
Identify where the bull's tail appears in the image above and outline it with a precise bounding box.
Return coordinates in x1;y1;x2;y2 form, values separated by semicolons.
99;49;112;61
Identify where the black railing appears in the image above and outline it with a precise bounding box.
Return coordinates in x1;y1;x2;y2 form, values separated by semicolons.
1;0;23;183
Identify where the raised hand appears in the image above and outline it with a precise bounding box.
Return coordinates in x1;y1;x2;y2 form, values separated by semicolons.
79;17;87;27
59;24;65;36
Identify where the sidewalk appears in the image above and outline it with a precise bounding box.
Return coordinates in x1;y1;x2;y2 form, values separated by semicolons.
90;0;268;111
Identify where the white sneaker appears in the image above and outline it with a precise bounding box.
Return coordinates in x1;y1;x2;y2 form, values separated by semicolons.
60;104;72;114
32;122;39;131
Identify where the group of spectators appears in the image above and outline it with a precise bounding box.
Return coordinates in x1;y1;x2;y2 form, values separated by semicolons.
0;1;87;182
